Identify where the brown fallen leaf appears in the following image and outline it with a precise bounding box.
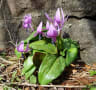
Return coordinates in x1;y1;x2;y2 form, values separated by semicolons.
76;77;90;85
37;86;48;90
2;64;18;75
24;87;30;90
70;64;76;67
72;69;77;74
85;65;91;70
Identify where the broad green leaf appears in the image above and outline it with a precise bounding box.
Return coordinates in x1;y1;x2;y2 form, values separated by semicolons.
15;49;22;58
29;40;46;47
38;54;66;85
24;31;38;44
25;66;36;80
90;87;96;90
22;55;33;75
29;75;37;84
65;44;78;66
29;40;57;54
38;54;56;84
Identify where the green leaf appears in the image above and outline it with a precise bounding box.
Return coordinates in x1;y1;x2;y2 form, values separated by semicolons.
15;49;22;58
90;87;96;90
22;55;34;75
60;49;66;56
65;44;78;66
29;40;57;54
29;75;37;84
38;43;78;85
30;40;46;47
38;54;66;85
25;66;36;80
61;38;79;50
89;70;96;76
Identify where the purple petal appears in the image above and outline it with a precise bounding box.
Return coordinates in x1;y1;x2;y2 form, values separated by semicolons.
45;13;53;22
34;32;38;37
61;8;65;24
29;23;34;31
54;20;59;27
23;14;32;24
24;19;29;24
55;8;61;24
47;24;58;37
25;42;30;52
23;23;28;29
16;41;24;52
16;41;30;52
60;15;68;29
46;21;50;30
37;21;43;34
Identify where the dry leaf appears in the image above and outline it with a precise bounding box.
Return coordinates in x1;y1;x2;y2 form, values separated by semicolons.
72;69;77;74
85;65;91;70
24;87;30;90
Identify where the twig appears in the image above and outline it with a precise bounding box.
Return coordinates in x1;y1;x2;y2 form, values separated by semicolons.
1;1;16;47
8;41;16;47
0;83;87;88
0;56;14;64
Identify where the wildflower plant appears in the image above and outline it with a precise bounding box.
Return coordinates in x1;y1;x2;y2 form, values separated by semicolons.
15;8;79;85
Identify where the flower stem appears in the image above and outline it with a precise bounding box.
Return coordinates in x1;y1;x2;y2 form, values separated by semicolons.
51;39;54;45
39;34;42;40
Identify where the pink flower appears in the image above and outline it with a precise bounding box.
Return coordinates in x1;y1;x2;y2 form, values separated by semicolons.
34;21;45;39
45;8;68;31
23;14;32;24
46;21;50;30
37;21;43;34
23;14;34;31
47;24;58;42
55;8;61;24
16;41;30;53
45;13;53;22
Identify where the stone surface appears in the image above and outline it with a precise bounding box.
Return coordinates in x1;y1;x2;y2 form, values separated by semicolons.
0;0;96;64
7;0;96;17
63;18;96;64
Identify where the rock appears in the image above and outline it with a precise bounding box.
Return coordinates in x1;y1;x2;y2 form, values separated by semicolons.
0;0;96;64
63;18;96;64
7;0;96;17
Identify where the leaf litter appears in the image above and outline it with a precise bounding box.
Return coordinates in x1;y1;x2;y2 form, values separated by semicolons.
0;47;96;90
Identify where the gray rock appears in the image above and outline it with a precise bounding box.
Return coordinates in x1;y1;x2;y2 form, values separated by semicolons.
0;0;96;64
63;18;96;64
7;0;96;17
